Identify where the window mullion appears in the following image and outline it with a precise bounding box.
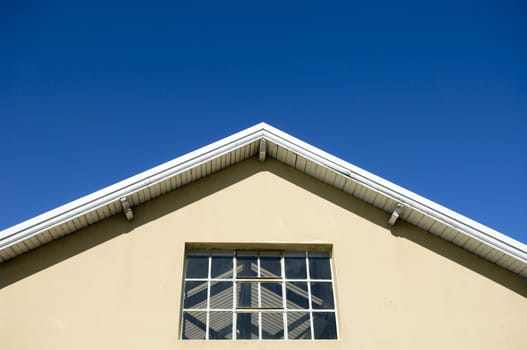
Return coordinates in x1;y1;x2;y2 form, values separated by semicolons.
257;254;262;339
233;252;237;340
281;251;288;340
206;252;212;340
305;250;314;340
329;254;339;339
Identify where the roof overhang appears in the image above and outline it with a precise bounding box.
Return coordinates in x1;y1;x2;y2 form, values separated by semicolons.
1;122;526;277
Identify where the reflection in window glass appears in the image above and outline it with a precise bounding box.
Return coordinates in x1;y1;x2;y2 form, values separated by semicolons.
210;281;233;309
308;252;332;279
287;312;312;339
237;283;258;308
260;283;282;308
211;251;233;278
185;252;209;278
262;312;284;339
237;252;258;277
285;252;307;279
260;252;281;277
237;312;259;339
209;311;233;339
184;281;208;309
286;282;309;309
313;312;337;339
182;311;206;339
310;282;335;309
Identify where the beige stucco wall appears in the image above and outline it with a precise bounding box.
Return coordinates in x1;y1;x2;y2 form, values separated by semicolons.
1;158;526;349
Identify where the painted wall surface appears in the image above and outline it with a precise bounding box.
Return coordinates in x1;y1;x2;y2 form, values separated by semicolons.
1;158;526;349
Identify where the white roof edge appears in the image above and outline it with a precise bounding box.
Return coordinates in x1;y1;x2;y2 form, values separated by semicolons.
1;122;526;267
261;123;527;263
0;123;267;243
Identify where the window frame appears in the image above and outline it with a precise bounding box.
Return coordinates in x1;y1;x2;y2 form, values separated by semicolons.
180;246;338;340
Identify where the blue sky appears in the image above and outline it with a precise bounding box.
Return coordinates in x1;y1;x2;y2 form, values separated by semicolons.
2;1;526;244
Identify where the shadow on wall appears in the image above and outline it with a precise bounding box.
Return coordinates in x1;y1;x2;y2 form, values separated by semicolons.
1;157;265;288
389;222;527;298
1;157;526;298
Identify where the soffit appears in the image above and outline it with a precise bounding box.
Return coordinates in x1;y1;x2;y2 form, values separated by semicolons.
1;123;526;278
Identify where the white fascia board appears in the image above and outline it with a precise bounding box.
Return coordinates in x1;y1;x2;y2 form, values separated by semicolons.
0;123;268;249
2;122;526;267
261;124;527;264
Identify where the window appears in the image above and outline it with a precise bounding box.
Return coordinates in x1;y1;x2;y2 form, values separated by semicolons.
181;248;337;340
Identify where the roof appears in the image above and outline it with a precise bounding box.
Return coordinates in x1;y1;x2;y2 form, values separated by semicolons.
1;122;526;278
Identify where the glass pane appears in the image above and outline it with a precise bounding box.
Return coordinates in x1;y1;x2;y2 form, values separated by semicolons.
211;251;233;279
184;281;208;309
261;283;282;308
236;312;259;339
260;252;281;278
237;282;258;308
287;312;311;339
313;312;337;339
182;311;206;339
262;312;284;339
210;281;233;309
286;282;309;309
185;252;209;278
310;282;335;309
237;252;258;277
308;252;332;279
209;311;233;339
285;252;306;279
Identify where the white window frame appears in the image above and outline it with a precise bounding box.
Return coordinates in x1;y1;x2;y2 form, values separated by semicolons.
181;247;338;340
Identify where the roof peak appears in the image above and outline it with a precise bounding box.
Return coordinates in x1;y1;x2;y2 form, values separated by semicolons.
1;123;526;277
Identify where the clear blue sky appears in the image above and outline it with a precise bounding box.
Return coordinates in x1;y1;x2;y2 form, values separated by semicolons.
2;1;526;244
